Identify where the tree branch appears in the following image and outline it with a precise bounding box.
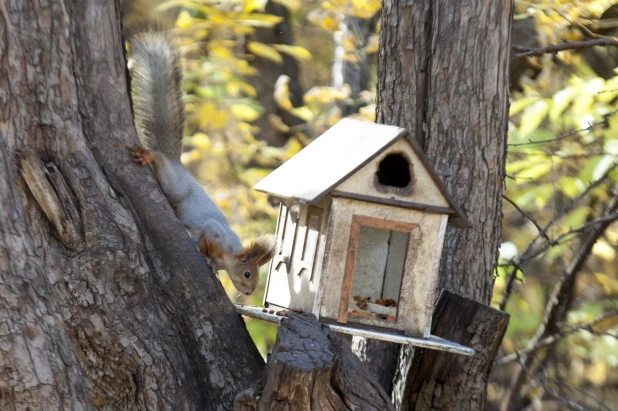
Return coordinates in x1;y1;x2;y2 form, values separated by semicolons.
495;308;618;367
512;39;618;58
500;191;618;411
508;108;618;147
499;163;618;310
516;359;595;411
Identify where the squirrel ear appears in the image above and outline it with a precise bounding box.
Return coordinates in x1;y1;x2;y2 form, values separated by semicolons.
198;234;210;257
199;233;225;260
239;235;276;266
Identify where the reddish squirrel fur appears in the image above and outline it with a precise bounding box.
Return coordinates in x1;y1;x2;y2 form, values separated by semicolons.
127;32;275;295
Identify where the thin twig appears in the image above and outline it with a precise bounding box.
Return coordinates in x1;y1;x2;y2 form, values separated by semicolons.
499;163;618;310
503;194;549;240
495;308;618;366
516;359;595;411
500;192;618;411
512;39;618;58
497;212;618;268
508;109;618;147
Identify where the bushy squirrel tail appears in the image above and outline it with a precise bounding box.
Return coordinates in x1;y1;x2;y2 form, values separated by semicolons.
129;32;184;160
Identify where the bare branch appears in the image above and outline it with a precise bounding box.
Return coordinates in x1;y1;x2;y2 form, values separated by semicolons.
495;308;618;366
516;359;595;411
498;163;618;310
500;192;618;411
508;109;618;147
512;39;618;58
502;194;549;240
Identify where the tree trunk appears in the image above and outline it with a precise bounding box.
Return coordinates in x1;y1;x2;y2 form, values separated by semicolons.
0;1;263;409
355;0;513;409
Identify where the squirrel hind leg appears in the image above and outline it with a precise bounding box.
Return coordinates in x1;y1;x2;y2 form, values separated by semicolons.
128;145;156;166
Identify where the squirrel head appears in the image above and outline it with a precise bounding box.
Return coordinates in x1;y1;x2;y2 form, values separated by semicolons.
199;234;276;295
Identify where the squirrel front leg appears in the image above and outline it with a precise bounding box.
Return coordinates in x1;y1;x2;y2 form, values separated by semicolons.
128;145;188;206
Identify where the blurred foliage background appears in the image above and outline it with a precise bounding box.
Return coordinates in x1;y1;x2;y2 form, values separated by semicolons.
123;0;618;409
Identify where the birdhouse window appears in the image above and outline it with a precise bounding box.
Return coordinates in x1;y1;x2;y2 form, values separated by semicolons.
297;206;323;280
275;204;298;268
338;215;417;327
375;152;414;195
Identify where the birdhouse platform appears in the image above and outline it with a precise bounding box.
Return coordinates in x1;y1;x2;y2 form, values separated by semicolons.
235;305;474;356
243;119;474;355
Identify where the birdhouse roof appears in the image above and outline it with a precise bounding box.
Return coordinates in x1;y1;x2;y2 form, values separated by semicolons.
254;119;469;227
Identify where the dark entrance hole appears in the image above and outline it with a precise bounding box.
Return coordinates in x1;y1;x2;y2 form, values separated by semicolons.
376;153;412;188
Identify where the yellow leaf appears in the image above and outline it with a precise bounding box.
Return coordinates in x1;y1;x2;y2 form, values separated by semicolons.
247;41;283;63
198;103;216;129
273;45;312;61
274;75;293;111
243;0;268;13
307;8;342;32
158;0;214;15
237;13;284;27
176;10;193;29
586;360;607;386
322;0;381;18
208;40;237;50
592;239;615;261
234;25;256;35
342;53;360;63
230;104;261;122
180;149;201;165
327;106;342;126
188;132;212;149
303;85;350;104
212;109;228;129
364;34;379;54
268;114;290;133
239;82;257;97
358;104;376;121
210;47;233;60
291;106;313;122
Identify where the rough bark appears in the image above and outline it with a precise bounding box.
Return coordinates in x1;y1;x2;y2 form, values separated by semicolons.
247;1;304;147
0;0;263;409
236;313;393;411
0;133;94;411
400;291;509;410
364;1;513;409
377;0;512;301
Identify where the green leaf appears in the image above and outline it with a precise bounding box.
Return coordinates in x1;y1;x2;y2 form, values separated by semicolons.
510;96;539;116
593;155;616;181
549;87;575;122
563;206;591;230
557;176;584;199
519;99;551;136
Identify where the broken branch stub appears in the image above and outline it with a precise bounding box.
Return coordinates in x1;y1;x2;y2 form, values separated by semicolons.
238;312;394;411
19;147;83;250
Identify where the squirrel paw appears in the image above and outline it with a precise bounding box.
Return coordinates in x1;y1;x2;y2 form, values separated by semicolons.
204;257;218;273
128;145;155;166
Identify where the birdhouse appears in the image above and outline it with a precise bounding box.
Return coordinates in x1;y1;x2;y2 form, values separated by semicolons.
244;119;472;354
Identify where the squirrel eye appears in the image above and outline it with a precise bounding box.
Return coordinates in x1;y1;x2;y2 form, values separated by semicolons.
244;271;251;279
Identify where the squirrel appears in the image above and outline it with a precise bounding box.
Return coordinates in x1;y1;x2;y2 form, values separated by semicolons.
126;32;275;295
